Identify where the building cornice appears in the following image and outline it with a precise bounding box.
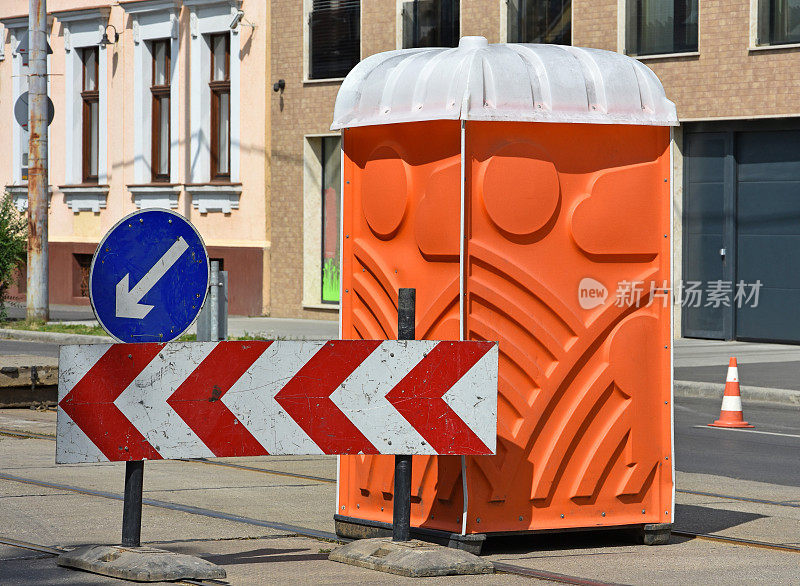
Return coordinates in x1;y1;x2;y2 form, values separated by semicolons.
120;0;181;15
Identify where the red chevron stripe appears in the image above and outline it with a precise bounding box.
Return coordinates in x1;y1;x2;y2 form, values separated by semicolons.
167;341;271;457
59;343;164;461
274;340;381;454
385;341;493;455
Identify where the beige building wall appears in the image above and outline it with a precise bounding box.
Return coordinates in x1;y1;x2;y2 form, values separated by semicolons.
1;0;270;316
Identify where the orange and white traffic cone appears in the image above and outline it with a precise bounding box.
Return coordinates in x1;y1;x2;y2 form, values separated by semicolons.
709;357;754;428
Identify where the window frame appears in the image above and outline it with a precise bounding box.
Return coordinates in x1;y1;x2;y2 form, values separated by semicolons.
625;0;699;57
303;134;342;309
150;39;172;183
505;0;572;45
209;32;231;182
320;135;341;304
80;46;99;184
756;0;800;46
399;0;460;49
307;0;362;81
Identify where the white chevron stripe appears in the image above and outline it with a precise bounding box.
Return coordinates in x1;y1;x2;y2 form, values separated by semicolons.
330;340;435;453
56;344;115;464
222;341;325;454
442;344;498;452
56;409;108;464
114;343;217;459
57;344;113;400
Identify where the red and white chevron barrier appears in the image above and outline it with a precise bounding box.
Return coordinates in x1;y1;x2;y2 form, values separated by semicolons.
56;340;498;463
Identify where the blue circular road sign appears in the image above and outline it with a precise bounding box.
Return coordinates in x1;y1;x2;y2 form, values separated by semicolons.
90;209;209;343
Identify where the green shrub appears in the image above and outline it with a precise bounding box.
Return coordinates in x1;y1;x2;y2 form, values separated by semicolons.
0;193;27;321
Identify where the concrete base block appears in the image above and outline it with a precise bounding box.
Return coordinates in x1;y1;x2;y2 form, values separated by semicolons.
334;514;486;554
639;523;673;545
329;537;494;578
57;544;226;582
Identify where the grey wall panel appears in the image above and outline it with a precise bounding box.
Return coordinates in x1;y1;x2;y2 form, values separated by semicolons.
737;130;800;182
683;132;727;339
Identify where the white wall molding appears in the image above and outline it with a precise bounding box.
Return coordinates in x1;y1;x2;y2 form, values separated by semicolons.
123;1;181;184
187;1;241;184
5;185;53;212
61;9;110;185
128;184;181;209
59;185;109;213
186;183;241;213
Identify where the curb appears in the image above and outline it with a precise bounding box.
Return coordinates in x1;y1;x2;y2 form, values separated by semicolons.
674;380;800;409
0;329;111;345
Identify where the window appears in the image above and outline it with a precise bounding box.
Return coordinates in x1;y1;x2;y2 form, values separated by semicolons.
321;136;341;303
151;40;171;182
758;0;800;46
81;47;99;183
19;40;30;182
626;0;698;56
507;0;571;44
402;0;459;48
14;31;30;182
309;1;360;79
73;254;92;297
209;33;230;181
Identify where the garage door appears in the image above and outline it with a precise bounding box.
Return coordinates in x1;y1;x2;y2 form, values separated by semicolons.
736;130;800;342
683;127;800;343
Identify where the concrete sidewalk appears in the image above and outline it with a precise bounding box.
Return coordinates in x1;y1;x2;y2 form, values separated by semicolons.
674;338;800;408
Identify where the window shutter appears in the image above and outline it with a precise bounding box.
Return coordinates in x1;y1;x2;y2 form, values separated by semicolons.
309;0;361;79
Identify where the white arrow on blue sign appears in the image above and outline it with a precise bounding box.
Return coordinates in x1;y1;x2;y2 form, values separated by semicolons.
90;209;209;343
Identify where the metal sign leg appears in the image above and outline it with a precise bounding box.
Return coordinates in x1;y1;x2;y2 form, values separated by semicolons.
122;460;144;547
393;288;415;542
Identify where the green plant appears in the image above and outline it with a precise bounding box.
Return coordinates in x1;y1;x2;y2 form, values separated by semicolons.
0;193;27;322
322;258;340;303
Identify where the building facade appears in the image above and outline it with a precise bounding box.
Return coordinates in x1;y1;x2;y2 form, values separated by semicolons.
272;0;800;345
1;0;270;316
5;1;799;341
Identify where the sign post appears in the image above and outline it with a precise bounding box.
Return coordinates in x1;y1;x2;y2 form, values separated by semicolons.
121;461;144;548
56;210;221;581
27;0;49;322
393;288;415;542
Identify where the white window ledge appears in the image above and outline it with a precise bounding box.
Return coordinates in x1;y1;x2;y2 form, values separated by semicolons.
303;303;340;311
4;184;53;211
303;77;345;85
128;184;181;209
632;51;700;61
749;42;800;52
59;184;109;213
186;183;242;214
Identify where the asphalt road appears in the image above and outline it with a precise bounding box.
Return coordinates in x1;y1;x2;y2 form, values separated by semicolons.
0;339;60;358
674;397;800;487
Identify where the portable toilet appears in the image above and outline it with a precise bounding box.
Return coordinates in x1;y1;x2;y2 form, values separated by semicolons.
331;36;678;552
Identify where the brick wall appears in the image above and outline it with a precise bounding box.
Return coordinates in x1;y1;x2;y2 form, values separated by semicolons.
572;0;800;120
573;0;618;51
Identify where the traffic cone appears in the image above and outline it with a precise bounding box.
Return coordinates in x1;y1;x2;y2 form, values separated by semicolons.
709;357;753;428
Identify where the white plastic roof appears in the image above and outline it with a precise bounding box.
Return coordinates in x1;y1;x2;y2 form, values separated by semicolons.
331;37;678;130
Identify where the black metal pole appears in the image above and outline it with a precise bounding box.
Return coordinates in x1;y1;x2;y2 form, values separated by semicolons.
122;460;144;547
393;288;415;542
